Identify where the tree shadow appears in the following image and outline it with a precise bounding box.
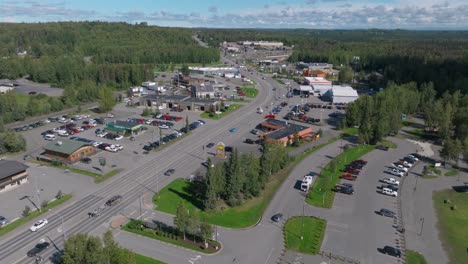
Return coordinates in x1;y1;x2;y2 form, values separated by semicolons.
169;187;204;210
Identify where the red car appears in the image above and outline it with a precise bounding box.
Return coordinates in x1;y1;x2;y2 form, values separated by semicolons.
299;115;307;120
72;128;80;133
162;114;171;120
265;114;276;119
354;159;368;165
344;167;360;175
340;173;357;181
174;116;183;122
137;119;145;124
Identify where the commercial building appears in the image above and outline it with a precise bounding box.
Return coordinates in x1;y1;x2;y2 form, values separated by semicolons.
188;67;236;76
42;139;95;163
323;86;359;104
191;84;215;98
238;41;284;47
304;77;332;86
140;94;218;112
257;119;315;146
0;160;29;193
172;74;207;87
105;121;143;136
128;86;149;97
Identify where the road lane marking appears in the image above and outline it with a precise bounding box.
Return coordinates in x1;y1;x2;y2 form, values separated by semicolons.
264;247;274;264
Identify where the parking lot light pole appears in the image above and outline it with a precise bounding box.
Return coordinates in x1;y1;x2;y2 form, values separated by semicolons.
35;174;42;212
419;217;425;236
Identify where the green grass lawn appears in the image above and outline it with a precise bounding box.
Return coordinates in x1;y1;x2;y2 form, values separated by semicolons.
306;144;375;208
135;254;167;264
379;140;398;149
341;127;359;135
284;216;326;254
95;169;123;183
444;169;458;177
241;87;258;98
434;190;468;264
0;194;72;237
154;164;293;228
200;104;242;120
406;250;427;264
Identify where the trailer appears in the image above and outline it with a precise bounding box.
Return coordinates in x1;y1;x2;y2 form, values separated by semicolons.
300;175;314;192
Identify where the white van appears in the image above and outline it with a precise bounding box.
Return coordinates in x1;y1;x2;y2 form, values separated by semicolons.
44;134;56;141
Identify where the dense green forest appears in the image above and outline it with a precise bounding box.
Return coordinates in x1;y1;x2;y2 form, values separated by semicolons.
197;29;468;95
0;22;219;126
0;22;219;87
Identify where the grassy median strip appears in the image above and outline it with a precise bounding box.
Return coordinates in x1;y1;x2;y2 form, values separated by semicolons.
444;169;458;177
135;253;167;264
284;216;326;254
95;169;123;183
0;194;72;237
200;104;242;120
434;190;468;264
241;87;258;98
122;220;221;254
406;250;427;264
306;144;375;208
153;138;337;228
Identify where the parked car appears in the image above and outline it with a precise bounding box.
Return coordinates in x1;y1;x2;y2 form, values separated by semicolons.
30;219;48;232
340;173;357;181
333;184;354;195
381;184;399;192
344;167;360;175
27;242;50;257
106;195;123;206
264;114;276;119
382;246;401;257
407;154;419;162
392;164;408;172
382;188;398;197
353;159;368;165
250;129;260;135
387;168;405;177
229;127;237;132
378;208;396;218
245;139;254;144
272;213;283;222
80;157;92;164
114;135;124;140
382;177;400;186
376;145;389;151
0;216;8;226
164;169;176;176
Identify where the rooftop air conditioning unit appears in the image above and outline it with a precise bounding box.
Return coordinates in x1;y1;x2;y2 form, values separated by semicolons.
56;141;63;146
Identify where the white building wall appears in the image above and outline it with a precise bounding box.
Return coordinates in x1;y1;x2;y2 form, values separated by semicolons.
332;96;358;104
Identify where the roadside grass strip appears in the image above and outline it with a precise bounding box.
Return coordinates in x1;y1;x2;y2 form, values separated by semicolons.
379;139;398;149
434;190;468;264
306;144;375;208
406;250;428;264
200;104;242;120
444;169;458;177
135;254;167;264
341;127;358;136
122;219;221;254
284;216;326;254
241;87;258;98
0;194;72;237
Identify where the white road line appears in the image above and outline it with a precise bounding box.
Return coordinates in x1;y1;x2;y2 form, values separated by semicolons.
264;247;275;264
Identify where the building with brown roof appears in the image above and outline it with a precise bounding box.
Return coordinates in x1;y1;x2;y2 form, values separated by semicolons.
0;160;29;193
42;139;95;163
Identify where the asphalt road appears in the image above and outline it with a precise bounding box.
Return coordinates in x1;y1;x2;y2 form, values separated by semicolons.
0;66;279;264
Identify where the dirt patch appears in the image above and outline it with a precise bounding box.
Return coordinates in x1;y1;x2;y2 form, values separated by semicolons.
111;215;129;229
407;139;435;157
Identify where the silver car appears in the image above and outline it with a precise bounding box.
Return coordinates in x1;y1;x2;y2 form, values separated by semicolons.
0;216;8;226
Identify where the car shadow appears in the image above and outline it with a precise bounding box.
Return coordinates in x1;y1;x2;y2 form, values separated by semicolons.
377;248;385;254
294;180;303;191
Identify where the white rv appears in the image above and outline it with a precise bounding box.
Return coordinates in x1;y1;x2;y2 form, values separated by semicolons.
300;175;314;192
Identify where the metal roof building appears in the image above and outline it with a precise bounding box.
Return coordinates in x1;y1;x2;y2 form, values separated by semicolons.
324;86;359;104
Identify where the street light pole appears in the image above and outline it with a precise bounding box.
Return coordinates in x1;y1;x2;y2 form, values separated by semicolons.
301;204;305;240
61;216;66;241
419;217;425;236
139;195;142;220
35;174;42;212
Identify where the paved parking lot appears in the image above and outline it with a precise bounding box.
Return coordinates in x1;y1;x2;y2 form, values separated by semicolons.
321;137;417;264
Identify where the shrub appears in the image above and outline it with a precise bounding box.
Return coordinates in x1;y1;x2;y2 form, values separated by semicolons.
41;200;49;209
22;205;31;217
56;190;63;199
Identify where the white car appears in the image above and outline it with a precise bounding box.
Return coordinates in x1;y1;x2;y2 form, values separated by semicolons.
383;178;400;186
392;164;408;172
114;135;124;140
114;144;124;151
387;168;404;177
407;155;419;161
93;141;102;147
105;146;118;153
97;132;108;138
145;119;153;125
382;188;398;197
159;124;169;129
30;219;48;232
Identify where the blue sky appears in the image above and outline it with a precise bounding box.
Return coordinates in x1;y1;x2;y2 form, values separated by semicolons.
1;0;467;29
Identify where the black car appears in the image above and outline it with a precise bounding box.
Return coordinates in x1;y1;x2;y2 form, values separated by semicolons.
80;157;92;164
106;195;123;206
272;213;283;222
382;246;401;257
27;242;50;257
378;208;396;218
164;169;175;176
377;145;389;151
206;143;215;148
143;145;153;151
225;146;233;152
245;139;254;144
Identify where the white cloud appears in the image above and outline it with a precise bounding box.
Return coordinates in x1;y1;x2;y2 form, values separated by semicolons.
0;0;467;29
